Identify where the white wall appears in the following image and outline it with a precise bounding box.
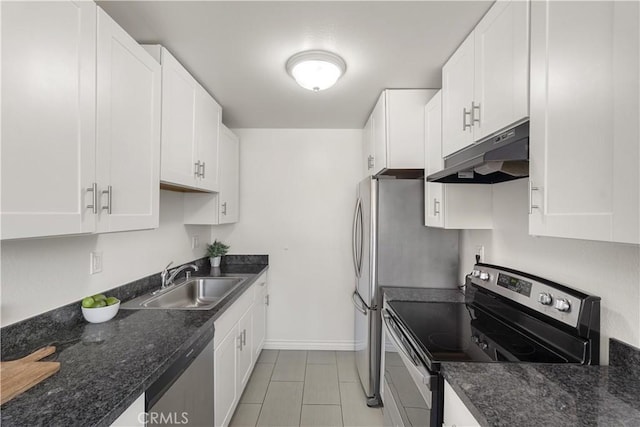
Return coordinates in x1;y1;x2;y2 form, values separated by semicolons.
213;129;362;350
459;179;640;364
1;190;213;326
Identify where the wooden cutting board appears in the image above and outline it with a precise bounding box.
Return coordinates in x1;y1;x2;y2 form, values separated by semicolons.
1;346;61;405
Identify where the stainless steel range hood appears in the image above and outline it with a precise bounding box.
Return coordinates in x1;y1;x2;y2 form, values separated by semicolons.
427;121;529;184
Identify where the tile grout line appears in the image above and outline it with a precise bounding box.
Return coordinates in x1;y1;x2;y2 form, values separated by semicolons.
253;349;278;427
298;350;309;427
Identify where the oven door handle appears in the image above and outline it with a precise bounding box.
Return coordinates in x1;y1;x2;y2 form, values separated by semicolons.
382;310;436;390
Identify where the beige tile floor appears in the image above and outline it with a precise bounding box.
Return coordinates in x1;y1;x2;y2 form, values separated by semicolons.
230;350;384;427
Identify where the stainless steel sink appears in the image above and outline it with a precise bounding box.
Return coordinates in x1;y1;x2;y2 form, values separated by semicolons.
121;276;249;310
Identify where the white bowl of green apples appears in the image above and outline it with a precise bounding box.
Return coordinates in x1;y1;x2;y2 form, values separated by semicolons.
81;294;120;323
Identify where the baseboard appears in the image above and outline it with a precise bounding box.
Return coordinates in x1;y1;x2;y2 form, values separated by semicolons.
264;339;355;351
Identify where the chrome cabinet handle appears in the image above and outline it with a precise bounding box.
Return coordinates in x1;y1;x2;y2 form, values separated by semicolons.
529;181;540;214
434;199;440;215
242;329;247;346
222;202;227;215
86;183;98;214
102;185;112;214
471;101;481;125
200;162;206;178
237;335;243;351
265;294;269;306
463;108;472;131
194;161;201;178
367;155;374;170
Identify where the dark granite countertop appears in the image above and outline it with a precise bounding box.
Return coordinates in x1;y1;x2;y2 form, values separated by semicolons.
382;287;640;426
442;361;640;426
0;257;268;427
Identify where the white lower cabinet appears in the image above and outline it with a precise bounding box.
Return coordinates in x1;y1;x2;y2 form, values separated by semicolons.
443;380;480;427
110;393;144;427
214;272;268;427
252;277;268;360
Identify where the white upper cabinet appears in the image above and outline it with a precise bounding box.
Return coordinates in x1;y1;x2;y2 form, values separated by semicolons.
442;34;475;158
472;0;529;142
1;3;162;240
529;0;639;244
442;0;530;157
217;125;240;224
1;1;97;240
195;88;221;192
365;89;435;176
96;8;161;233
146;46;221;192
424;92;493;229
183;125;240;225
362;114;375;178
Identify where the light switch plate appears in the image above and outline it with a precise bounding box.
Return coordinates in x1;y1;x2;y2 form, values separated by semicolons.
90;251;103;274
475;245;485;263
191;235;199;249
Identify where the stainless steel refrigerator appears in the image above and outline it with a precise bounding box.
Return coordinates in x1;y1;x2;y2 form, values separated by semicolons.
351;177;459;406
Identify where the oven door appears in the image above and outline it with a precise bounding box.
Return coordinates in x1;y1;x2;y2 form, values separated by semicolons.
382;309;442;427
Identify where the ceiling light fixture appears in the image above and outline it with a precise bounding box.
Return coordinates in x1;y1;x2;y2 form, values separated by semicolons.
286;50;346;92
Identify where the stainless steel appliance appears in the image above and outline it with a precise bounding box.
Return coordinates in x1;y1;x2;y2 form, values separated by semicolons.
427;121;529;184
351;177;459;406
381;263;601;426
146;328;215;426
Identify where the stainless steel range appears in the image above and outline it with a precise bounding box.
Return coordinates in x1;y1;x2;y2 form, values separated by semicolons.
381;263;601;427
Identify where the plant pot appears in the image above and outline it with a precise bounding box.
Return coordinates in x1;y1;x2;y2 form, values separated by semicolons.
210;256;222;268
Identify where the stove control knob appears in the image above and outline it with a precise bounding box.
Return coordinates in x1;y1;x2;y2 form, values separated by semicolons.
478;341;488;350
479;272;490;281
471;269;481;278
554;298;571;312
538;293;553;306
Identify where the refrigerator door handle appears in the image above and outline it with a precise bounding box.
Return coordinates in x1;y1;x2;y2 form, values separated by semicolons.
352;291;369;315
352;198;363;277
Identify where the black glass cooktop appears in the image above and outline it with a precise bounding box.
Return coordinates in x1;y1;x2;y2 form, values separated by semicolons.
387;300;572;370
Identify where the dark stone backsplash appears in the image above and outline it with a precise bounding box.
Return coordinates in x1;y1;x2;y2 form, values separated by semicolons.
1;255;267;360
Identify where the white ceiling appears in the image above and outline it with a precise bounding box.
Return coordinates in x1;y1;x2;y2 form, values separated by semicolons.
97;1;493;129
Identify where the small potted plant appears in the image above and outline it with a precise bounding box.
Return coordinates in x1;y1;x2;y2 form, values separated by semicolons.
207;240;230;268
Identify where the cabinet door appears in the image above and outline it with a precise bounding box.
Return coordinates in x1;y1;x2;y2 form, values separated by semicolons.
159;49;198;188
386;90;431;169
1;1;96;239
443;380;480;427
473;0;529;141
214;326;238;427
252;281;268;359
371;92;387;175
442;33;475;157
362;114;375;177
529;0;639;243
218;126;240;224
424;92;444;228
195;87;221;192
237;308;254;391
96;8;161;233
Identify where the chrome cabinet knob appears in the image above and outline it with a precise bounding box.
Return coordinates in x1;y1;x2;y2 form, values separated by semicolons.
538;293;553;305
554;298;571;312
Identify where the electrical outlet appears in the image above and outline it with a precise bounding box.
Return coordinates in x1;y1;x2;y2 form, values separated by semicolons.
191;235;199;249
475;245;485;262
90;251;103;274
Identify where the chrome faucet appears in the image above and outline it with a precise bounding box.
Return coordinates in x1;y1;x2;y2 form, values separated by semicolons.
160;262;199;289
